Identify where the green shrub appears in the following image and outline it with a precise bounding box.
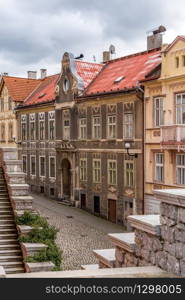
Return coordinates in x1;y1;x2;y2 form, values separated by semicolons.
17;211;62;270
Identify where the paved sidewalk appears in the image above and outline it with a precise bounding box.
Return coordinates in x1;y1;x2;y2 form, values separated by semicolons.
31;193;124;270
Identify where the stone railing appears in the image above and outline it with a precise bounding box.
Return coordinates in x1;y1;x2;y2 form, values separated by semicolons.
93;188;185;276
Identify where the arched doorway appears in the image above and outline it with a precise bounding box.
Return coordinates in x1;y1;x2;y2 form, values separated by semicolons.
61;159;71;198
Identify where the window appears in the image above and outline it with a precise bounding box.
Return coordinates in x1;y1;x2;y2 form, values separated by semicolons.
107;115;116;138
22;155;27;174
93;159;101;183
49;156;55;178
29;114;36;141
39;113;45;140
155;153;164;182
125;161;134;187
50;188;55;196
8;97;12;111
108;160;117;185
154;97;164;127
30;156;36;176
183;55;185;67
1;99;4;112
40;156;45;177
123;113;134;139
176;57;179;68
79;158;87;181
92;116;101;139
1;123;5;141
63;111;70;140
21;115;27;141
8;123;13;141
79;118;87;139
176;93;185;124
176;154;185;185
48;111;55;140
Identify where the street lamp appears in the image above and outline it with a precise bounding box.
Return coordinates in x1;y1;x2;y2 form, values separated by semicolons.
125;142;138;158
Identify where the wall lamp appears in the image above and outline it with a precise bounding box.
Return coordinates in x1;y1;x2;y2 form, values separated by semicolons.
125;142;138;158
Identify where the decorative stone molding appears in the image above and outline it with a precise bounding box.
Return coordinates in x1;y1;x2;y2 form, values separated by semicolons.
93;249;116;268
128;215;161;236
21;243;48;257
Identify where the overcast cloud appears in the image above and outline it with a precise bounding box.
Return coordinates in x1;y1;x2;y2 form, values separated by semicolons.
0;0;184;77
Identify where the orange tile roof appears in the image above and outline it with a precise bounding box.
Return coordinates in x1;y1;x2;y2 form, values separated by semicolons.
84;48;161;95
75;60;103;88
22;74;59;106
21;61;103;107
2;76;41;102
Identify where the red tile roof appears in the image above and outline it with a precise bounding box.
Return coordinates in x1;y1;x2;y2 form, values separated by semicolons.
84;48;161;95
75;60;103;88
2;76;40;102
22;74;59;107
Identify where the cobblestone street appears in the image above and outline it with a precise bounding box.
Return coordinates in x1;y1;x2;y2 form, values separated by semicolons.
31;193;124;271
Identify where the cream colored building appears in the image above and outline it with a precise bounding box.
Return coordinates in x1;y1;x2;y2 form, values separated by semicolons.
143;36;185;213
0;75;40;146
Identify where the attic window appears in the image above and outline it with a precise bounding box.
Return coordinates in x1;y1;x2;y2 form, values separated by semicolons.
114;76;125;83
38;93;46;99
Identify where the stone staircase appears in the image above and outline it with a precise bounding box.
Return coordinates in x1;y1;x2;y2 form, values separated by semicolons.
0;167;24;274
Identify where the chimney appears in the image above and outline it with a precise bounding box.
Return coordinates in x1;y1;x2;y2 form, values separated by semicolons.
40;69;47;79
103;51;110;63
3;72;8;76
27;71;37;79
147;25;166;50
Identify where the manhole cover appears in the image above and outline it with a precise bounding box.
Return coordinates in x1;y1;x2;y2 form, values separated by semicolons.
66;215;73;219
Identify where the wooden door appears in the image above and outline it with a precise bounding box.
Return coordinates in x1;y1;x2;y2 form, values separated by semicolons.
94;196;100;215
81;194;86;209
108;199;116;223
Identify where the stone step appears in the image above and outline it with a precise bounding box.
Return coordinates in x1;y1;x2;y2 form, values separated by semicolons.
0;220;15;225
0;261;24;269
108;232;136;253
0;197;9;200
0;203;11;207
0;239;18;245
0;255;22;262
5;267;25;274
0;206;11;211
93;249;116;268
0;211;13;216
0;249;21;256
127;215;161;236
0;244;20;251
0;229;16;234
0;215;14;219
0;234;17;240
81;264;99;270
0;224;15;229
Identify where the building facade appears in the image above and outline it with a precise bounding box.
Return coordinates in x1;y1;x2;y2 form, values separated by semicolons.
144;36;185;213
0;75;39;146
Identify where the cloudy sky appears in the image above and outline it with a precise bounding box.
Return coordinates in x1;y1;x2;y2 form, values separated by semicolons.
0;0;185;77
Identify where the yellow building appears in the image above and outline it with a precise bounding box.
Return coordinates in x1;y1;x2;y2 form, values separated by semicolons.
0;74;39;146
143;36;185;213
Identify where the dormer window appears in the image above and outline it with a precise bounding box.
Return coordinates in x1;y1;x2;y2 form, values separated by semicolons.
114;76;125;83
63;76;70;92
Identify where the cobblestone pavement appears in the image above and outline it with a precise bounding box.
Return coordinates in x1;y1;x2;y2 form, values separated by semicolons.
31;193;124;271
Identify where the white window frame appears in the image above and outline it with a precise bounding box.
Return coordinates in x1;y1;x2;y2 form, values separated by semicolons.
125;160;134;187
107;115;116;139
176;154;185;185
63;111;70;140
39;113;45;140
48;111;55;140
93;159;101;183
92;116;101;139
30;155;36;176
22;155;27;174
108;159;117;185
155;153;164;182
49;156;56;179
79;118;87;140
79;158;87;181
176;93;185;124
39;156;46;178
154;97;164;127
123;113;134;139
29;114;36;141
